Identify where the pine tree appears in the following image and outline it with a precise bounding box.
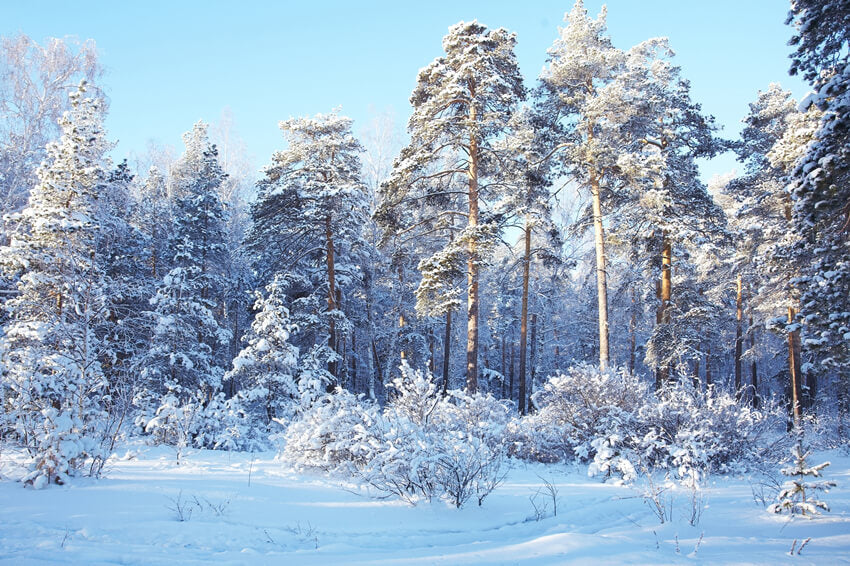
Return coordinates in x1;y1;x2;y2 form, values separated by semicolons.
379;21;525;393
248;110;369;386
496;109;561;411
724;84;821;415
608;38;724;386
536;1;624;371
0;82;111;487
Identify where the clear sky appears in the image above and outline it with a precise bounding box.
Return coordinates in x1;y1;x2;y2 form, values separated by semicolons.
3;1;809;181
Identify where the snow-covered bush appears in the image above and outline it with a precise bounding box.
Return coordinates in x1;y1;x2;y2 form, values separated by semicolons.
194;392;267;452
510;364;784;484
135;384;264;456
282;388;382;475
281;362;510;508
509;364;646;473
367;363;511;507
639;384;784;480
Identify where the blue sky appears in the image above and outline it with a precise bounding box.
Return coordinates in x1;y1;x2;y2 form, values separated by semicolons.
3;1;808;180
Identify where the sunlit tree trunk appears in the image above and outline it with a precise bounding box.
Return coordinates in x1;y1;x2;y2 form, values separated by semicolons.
655;234;672;388
735;273;743;396
590;169;610;371
529;312;538;411
466;85;480;394
749;313;759;407
629;285;637;375
442;309;452;394
325;216;337;380
518;217;531;414
788;305;803;428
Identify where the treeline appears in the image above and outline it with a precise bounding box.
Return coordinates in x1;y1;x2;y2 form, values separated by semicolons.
0;0;848;487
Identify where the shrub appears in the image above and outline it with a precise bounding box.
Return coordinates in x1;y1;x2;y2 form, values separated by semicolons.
512;364;785;484
281;362;510;508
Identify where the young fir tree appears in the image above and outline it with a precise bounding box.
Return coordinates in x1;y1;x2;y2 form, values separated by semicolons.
135;166;172;280
140;123;231;413
769;437;836;517
224;275;299;425
378;21;525;393
96;161;150;416
0;82;112;487
247;110;369;387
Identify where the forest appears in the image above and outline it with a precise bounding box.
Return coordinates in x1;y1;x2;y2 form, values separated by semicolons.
0;0;848;537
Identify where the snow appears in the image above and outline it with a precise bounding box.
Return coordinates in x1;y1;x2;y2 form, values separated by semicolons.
2;444;850;564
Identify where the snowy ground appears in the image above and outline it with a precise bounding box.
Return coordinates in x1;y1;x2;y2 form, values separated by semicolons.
1;444;849;565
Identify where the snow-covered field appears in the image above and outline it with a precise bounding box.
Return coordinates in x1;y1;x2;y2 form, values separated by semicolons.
2;445;849;565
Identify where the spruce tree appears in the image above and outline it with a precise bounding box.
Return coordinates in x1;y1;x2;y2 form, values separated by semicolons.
0;82;111;487
786;0;850;418
140;123;231;413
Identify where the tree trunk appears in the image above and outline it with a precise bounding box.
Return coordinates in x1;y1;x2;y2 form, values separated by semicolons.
590;170;610;371
655;234;672;388
788;305;803;428
692;355;701;391
500;333;506;398
351;330;358;393
398;265;406;362
749;314;759;408
529;312;538;412
337;287;346;385
442;309;452;395
553;325;560;371
518;218;531;415
371;338;382;395
735;273;743;396
364;263;378;400
466;87;480;394
325;216;338;380
508;343;515;403
705;344;712;387
428;325;436;374
629;284;637;375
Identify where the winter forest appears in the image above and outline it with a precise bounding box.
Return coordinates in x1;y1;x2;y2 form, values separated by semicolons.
1;1;850;563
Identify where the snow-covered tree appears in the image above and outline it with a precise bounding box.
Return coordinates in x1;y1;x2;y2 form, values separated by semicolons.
224;275;299;424
724;84;821;415
538;2;723;382
0;35;103;221
536;1;625;371
248;110;369;385
0;82;112;487
769;437;836;516
379;20;525;392
786;0;850;416
140;124;231;411
608;38;724;386
493;109;562;411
